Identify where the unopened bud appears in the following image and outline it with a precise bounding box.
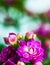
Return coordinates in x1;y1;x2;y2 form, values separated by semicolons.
17;61;25;65
26;31;36;39
17;33;23;40
9;33;17;45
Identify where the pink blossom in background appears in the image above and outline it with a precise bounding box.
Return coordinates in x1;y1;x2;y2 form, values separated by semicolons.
47;10;50;19
34;23;50;37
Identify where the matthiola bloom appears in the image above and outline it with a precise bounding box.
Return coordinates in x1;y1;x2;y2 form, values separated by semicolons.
0;32;44;65
17;39;44;63
0;46;15;62
0;46;20;64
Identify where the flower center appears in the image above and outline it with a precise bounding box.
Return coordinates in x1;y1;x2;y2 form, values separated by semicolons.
24;46;33;54
28;48;33;54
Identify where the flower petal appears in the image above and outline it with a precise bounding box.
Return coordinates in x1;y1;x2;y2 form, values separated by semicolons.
3;59;15;65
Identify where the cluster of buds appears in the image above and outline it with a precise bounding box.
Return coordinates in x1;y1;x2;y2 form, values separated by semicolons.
0;31;43;65
4;31;36;46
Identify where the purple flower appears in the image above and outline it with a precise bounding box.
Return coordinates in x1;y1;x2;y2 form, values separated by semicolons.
9;55;20;64
0;46;20;64
17;39;44;63
0;46;15;62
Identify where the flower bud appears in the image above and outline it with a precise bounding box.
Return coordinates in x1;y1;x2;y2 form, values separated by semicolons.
17;61;25;65
17;33;23;40
9;33;17;45
26;31;36;40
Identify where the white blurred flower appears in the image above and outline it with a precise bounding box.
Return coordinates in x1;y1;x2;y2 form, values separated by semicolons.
25;0;50;13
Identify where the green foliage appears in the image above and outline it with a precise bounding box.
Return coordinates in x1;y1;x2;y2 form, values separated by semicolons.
0;62;2;65
0;0;24;11
0;44;6;52
25;62;33;65
43;59;50;65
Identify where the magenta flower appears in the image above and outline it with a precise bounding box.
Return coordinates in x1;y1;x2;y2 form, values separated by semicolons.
0;32;44;65
0;46;20;64
17;39;44;63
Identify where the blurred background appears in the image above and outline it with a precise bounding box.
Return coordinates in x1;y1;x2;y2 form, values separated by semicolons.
0;0;50;65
